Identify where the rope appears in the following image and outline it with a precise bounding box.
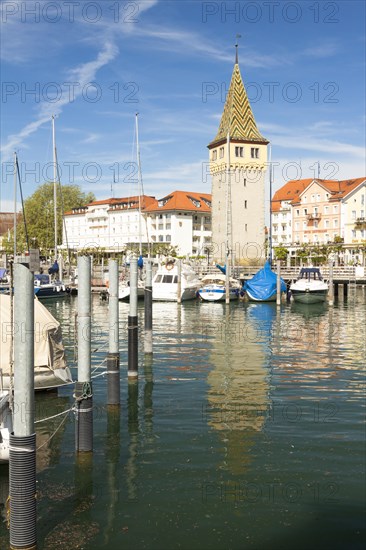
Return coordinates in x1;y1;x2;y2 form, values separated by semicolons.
34;406;75;424
36;409;71;451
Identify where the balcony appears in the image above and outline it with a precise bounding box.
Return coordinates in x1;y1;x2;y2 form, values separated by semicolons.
355;217;366;229
307;213;321;221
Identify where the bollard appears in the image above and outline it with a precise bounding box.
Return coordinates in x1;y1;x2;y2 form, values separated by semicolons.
276;260;281;306
75;255;93;453
177;260;182;304
128;256;138;379
328;260;334;306
144;259;153;354
10;263;37;550
107;259;120;406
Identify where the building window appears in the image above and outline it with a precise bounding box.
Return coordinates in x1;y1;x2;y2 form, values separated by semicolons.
296;209;300;216
245;224;247;231
333;205;338;213
166;235;171;242
219;147;224;158
251;147;259;159
352;230;356;238
235;146;244;157
243;178;246;187
244;200;247;208
324;206;329;213
325;220;329;228
212;150;217;161
333;219;338;227
303;208;307;215
352;210;356;219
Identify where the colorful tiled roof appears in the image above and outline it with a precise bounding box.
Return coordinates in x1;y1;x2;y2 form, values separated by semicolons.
143;190;212;213
271;177;366;208
209;63;268;148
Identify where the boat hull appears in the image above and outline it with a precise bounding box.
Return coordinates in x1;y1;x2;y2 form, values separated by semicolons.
199;286;238;302
291;289;328;304
118;285;145;301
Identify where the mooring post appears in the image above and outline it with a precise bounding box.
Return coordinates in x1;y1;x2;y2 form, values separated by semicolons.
177;260;182;304
144;259;153;355
225;256;230;304
276;260;281;306
75;255;93;453
328;260;334;306
343;282;348;299
128;255;138;379
107;259;120;406
10;263;37;550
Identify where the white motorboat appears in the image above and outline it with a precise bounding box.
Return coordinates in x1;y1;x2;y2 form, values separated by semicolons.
0;294;73;390
290;267;328;304
117;279;145;301
198;273;240;302
152;260;200;301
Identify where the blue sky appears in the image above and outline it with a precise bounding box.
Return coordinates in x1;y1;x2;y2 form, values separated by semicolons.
1;0;365;212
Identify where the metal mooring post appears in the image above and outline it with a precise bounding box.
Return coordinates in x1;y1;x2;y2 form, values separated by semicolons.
276;260;281;306
10;263;37;550
75;255;93;452
128;256;138;379
328;259;334;305
144;259;153;355
107;259;120;405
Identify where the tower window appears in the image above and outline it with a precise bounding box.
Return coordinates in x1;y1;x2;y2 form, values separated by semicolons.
251;147;259;159
245;224;247;231
219;147;224;158
235;146;244;157
212;150;217;161
244;179;246;187
244;200;247;209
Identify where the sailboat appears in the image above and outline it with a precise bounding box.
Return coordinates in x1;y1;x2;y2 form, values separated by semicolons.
34;116;67;299
243;158;286;301
116;113;146;301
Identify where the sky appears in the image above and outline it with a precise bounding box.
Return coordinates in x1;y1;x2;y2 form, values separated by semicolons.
0;0;365;213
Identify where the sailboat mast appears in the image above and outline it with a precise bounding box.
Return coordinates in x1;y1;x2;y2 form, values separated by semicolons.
13;152;17;258
269;143;273;263
52;115;57;260
135;112;143;257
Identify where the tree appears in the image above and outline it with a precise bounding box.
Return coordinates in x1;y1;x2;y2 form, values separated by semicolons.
273;245;288;261
5;182;95;255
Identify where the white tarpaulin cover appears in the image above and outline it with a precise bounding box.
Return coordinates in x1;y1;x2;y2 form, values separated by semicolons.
0;294;72;388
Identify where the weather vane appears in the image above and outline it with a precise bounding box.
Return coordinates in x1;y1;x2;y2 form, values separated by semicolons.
235;34;241;63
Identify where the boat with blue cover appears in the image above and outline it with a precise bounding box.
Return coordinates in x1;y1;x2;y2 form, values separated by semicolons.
243;260;286;302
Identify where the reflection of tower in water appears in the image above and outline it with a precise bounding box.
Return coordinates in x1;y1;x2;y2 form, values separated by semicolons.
205;303;276;474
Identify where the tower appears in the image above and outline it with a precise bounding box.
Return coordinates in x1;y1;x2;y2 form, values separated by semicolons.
208;46;269;263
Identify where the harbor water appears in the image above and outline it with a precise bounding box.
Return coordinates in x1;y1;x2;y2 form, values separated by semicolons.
0;288;365;549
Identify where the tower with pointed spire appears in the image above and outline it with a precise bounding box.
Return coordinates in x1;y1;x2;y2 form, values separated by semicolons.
208;44;269;263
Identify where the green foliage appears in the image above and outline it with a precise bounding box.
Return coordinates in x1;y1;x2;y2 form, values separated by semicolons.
5;182;95;255
273;245;289;261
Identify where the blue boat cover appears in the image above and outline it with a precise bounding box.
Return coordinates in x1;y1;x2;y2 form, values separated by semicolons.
216;263;226;275
35;274;50;284
137;255;144;269
0;268;6;279
48;261;59;274
243;261;286;301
